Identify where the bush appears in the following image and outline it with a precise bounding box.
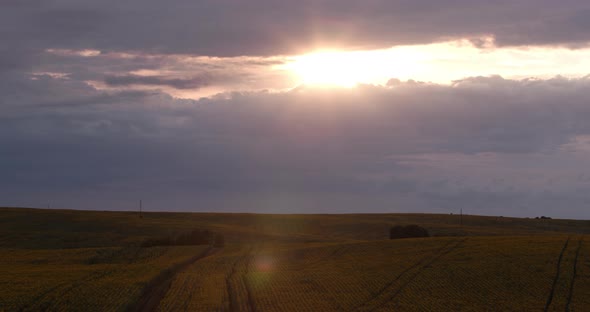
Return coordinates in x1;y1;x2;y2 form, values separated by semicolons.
536;216;552;220
390;225;430;239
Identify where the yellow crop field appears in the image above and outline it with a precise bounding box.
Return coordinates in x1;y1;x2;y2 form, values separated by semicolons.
0;245;208;311
153;236;589;311
1;208;589;311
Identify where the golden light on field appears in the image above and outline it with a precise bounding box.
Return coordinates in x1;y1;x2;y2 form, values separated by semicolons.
253;254;275;272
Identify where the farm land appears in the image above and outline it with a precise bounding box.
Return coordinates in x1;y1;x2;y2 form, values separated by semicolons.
1;207;589;311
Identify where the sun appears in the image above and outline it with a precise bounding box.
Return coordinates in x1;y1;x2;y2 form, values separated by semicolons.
281;48;424;88
285;50;373;88
288;51;358;87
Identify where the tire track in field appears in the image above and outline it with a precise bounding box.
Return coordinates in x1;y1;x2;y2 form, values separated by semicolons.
544;236;570;312
226;246;256;312
129;246;218;312
369;238;467;312
566;237;583;312
355;238;466;312
226;257;241;312
244;247;258;312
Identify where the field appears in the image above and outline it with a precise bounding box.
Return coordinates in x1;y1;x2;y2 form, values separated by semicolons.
1;245;210;311
1;207;589;311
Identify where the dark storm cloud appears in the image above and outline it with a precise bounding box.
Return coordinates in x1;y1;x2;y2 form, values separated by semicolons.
2;0;590;59
2;74;590;218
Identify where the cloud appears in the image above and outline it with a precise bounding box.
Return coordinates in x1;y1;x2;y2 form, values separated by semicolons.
3;0;590;60
2;74;590;218
104;74;212;89
5;1;590;218
26;50;293;98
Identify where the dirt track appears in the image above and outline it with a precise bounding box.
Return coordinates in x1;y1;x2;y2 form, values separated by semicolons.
128;247;219;312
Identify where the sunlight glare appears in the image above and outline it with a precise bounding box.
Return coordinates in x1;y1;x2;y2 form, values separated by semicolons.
284;49;422;87
281;37;590;89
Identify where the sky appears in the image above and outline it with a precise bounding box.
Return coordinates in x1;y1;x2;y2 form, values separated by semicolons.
2;1;590;219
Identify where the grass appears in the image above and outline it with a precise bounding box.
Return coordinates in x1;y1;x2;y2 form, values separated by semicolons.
1;207;589;311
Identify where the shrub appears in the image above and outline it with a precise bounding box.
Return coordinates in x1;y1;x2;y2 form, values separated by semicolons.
390;225;430;239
